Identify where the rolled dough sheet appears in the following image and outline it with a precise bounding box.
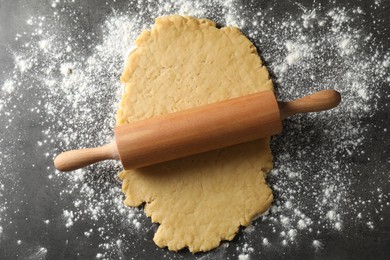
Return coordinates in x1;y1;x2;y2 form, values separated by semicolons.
117;15;274;253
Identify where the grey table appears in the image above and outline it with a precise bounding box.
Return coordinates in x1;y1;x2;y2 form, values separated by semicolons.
0;0;389;259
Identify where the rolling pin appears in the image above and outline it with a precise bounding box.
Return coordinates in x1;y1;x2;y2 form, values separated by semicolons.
54;90;341;171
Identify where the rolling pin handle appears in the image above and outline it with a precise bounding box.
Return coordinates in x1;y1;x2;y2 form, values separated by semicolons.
54;142;118;172
278;90;341;120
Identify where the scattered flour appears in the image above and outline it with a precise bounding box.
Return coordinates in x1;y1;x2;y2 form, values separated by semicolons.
237;243;254;260
63;210;74;228
243;224;255;234
1;80;15;94
238;254;250;260
297;219;307;229
312;239;323;251
326;210;336;220
0;0;388;259
30;247;48;259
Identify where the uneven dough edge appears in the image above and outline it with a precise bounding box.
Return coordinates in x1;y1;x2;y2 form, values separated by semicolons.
116;15;275;253
118;159;273;253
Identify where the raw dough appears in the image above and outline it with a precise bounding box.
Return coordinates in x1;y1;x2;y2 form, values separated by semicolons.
117;15;274;253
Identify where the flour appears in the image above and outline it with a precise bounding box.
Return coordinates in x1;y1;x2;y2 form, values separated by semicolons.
0;0;388;259
63;209;74;228
312;239;323;251
243;224;255;233
297;219;307;229
237;243;254;260
1;80;15;94
238;254;250;260
335;222;342;230
287;229;297;240
29;247;48;259
326;210;336;220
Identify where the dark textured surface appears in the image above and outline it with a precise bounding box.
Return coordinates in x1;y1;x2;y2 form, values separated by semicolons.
0;0;389;259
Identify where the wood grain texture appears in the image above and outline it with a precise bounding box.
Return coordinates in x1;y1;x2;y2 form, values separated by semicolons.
278;90;341;120
54;143;118;171
115;90;282;170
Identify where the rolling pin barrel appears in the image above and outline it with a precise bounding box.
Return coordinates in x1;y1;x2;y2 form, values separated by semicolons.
115;91;282;169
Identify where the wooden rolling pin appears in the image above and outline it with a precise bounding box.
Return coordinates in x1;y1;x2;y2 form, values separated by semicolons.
54;90;341;171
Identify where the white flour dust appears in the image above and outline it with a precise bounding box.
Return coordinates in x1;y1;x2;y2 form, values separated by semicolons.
0;0;389;259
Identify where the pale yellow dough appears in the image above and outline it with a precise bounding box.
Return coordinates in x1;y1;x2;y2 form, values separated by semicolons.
117;15;274;253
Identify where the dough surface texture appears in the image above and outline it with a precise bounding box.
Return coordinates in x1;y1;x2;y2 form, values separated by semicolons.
117;15;274;253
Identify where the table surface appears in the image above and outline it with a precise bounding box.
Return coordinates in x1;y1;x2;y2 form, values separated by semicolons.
0;0;389;259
